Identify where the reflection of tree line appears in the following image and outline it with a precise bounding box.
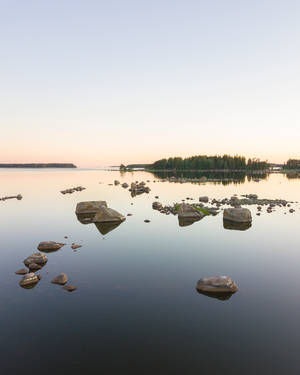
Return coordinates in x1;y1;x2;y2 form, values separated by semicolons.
151;171;268;185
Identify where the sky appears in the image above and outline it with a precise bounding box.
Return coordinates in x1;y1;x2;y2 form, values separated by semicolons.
1;0;299;167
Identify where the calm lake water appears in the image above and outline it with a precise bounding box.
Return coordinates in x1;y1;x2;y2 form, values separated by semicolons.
1;169;300;374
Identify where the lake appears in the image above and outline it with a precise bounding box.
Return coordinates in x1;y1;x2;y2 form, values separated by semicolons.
1;168;300;374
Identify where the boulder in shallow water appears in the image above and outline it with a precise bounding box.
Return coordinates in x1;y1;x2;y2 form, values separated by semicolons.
199;196;209;203
51;273;68;285
93;206;125;223
178;203;205;220
24;253;47;267
37;241;65;252
196;276;239;296
223;207;252;223
19;272;39;288
75;201;107;215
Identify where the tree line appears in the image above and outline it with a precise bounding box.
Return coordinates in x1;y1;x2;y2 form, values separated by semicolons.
151;155;268;170
284;159;300;169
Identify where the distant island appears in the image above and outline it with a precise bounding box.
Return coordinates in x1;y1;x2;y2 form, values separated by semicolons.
0;163;77;168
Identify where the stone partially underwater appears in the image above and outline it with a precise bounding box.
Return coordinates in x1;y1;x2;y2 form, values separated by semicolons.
196;276;239;300
76;201;125;234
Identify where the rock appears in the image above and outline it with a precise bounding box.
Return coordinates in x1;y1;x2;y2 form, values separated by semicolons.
152;201;162;210
196;276;239;295
93;206;125;223
28;262;42;271
127;213;132;216
155;196;159;199
223;207;252;223
37;241;65;252
19;272;39;287
63;285;77;292
75;201;107;215
24;253;47;267
178;203;204;220
114;180;120;185
144;219;151;223
95;221;122;235
289;209;295;213
15;268;28;275
51;273;68;285
199;196;209;203
122;183;129;188
71;244;82;249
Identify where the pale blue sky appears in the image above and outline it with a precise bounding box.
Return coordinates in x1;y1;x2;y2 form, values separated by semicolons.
1;0;299;166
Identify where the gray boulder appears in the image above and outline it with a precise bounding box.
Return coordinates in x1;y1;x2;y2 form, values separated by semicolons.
199;196;209;203
152;202;162;210
75;201;107;215
178;203;204;220
223;207;252;223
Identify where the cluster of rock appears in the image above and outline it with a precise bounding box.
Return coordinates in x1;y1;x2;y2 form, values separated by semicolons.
60;186;86;195
152;201;219;226
76;200;125;235
0;194;22;201
15;241;77;291
129;182;151;197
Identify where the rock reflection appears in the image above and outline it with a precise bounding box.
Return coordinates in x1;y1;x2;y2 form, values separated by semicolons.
223;219;252;231
95;221;122;235
196;289;235;301
178;217;203;227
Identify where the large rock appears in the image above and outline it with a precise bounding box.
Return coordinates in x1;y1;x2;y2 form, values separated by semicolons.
93;206;125;223
37;241;65;252
223;207;252;223
196;276;239;295
75;201;107;215
51;273;68;285
152;201;162;210
19;272;40;288
178;203;204;220
24;253;47;267
199;196;209;203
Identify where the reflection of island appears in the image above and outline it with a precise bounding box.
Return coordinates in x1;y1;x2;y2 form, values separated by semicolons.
223;219;252;231
150;171;268;185
0;163;77;168
196;289;235;301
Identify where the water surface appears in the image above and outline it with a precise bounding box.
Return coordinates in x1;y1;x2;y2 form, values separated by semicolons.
1;169;300;374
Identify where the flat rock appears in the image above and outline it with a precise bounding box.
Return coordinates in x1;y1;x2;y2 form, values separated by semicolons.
37;241;65;252
178;203;204;220
223;207;252;223
71;244;82;249
63;285;77;292
15;268;28;275
75;201;107;215
51;273;68;285
19;272;39;287
24;253;48;267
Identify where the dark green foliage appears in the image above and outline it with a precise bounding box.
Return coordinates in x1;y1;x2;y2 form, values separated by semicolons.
284;159;300;169
151;155;268;171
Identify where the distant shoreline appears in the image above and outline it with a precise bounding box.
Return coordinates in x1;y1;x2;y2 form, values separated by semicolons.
0;163;77;168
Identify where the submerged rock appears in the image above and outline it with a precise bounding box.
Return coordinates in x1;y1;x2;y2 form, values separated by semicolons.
24;253;48;267
51;273;68;285
196;276;239;298
63;285;77;292
37;241;65;252
15;268;28;275
223;207;252;223
19;272;40;288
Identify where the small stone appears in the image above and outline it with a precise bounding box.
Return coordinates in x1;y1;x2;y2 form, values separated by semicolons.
37;241;65;252
51;273;68;285
63;285;77;292
15;268;28;275
24;253;47;267
71;244;82;249
144;219;151;223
